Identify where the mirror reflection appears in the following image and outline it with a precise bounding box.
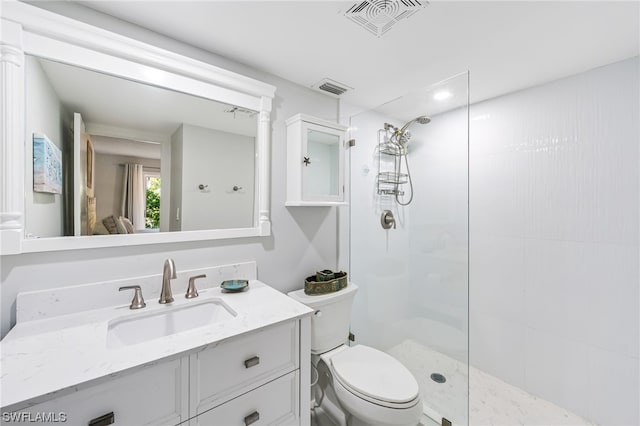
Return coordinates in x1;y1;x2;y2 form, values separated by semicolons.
25;56;258;238
304;129;340;197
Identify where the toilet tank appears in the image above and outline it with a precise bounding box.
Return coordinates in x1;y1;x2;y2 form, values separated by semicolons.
288;282;358;354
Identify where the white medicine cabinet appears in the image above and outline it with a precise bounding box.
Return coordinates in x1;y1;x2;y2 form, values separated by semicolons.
285;114;347;206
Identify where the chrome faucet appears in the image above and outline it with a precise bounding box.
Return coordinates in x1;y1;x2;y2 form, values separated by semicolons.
159;258;176;304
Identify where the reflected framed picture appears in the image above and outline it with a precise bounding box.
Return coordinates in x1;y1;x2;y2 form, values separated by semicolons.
33;133;62;194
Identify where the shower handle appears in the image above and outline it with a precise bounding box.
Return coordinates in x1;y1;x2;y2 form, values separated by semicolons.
381;210;396;229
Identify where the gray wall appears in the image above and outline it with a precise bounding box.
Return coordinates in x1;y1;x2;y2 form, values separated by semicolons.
1;4;340;338
24;56;66;238
179;124;255;231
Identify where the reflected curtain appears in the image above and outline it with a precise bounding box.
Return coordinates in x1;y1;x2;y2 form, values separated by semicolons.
121;163;145;229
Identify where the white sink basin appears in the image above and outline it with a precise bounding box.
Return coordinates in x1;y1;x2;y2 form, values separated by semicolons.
107;300;236;348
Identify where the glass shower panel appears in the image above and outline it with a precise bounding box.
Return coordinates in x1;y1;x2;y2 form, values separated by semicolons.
349;72;469;425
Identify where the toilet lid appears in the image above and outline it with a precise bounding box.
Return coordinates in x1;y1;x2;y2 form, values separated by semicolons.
330;345;419;404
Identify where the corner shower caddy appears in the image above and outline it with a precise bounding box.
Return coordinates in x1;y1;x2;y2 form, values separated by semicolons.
376;129;408;196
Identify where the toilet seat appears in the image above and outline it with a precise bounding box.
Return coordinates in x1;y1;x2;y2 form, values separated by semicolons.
328;345;420;408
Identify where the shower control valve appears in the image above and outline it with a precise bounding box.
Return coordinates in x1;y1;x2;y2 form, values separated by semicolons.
381;210;396;229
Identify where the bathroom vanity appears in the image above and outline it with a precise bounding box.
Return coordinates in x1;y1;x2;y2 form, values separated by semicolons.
0;262;312;425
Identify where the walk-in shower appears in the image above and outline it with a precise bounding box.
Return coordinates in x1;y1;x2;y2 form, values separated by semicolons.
349;72;469;425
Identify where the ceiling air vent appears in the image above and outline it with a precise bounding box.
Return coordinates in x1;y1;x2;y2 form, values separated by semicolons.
312;78;352;98
345;0;428;37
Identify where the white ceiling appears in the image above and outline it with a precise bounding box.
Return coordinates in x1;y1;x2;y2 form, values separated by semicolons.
74;1;640;110
91;135;161;159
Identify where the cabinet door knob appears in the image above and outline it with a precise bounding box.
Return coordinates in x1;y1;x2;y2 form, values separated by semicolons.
244;356;260;368
88;412;114;426
244;411;260;426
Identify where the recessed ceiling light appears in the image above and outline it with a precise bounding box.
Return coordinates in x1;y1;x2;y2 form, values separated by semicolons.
433;91;452;101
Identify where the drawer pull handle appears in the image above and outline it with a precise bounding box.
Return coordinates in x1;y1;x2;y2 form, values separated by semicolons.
88;412;114;426
244;411;260;425
244;356;260;368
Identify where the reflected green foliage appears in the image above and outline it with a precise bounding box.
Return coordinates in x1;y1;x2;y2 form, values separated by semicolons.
145;177;161;229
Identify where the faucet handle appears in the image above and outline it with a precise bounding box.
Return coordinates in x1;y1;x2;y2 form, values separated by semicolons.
186;274;206;299
119;285;146;310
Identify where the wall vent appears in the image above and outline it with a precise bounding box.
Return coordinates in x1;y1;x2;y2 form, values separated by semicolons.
312;78;352;98
345;0;428;37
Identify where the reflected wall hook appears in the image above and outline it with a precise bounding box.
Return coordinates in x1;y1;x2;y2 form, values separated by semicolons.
233;185;243;192
198;184;208;191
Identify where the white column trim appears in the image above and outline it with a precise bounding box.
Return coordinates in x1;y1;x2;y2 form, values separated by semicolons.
0;20;25;254
258;98;272;236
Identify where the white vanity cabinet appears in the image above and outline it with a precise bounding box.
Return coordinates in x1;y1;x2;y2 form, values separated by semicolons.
9;359;189;426
194;372;299;426
189;321;299;417
285;114;348;206
11;319;307;426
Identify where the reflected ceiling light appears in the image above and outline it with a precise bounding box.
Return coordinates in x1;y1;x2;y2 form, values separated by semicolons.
433;91;452;101
472;114;491;121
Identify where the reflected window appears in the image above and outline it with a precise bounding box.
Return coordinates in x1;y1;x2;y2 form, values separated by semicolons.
144;173;160;229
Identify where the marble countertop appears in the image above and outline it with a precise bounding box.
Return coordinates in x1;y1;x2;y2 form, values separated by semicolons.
0;280;312;409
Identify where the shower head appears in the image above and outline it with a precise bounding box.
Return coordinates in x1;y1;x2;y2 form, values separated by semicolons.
393;115;431;146
399;115;431;134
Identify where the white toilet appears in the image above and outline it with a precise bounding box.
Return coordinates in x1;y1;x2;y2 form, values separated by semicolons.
289;283;422;426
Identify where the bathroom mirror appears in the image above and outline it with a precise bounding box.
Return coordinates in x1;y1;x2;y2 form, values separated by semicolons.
0;2;275;254
25;56;258;238
303;129;342;199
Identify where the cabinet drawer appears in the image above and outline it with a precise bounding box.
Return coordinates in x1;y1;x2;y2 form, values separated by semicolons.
193;371;299;426
190;320;298;415
8;358;188;426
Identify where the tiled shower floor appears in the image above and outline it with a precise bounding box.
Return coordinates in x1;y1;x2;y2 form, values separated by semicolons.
388;340;596;426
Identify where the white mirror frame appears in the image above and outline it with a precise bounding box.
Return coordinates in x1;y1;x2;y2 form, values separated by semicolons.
0;2;275;254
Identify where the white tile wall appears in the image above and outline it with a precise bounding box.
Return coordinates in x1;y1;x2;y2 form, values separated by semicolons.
471;310;528;388
469;56;639;425
523;328;590;417
471;235;525;322
588;345;640;426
